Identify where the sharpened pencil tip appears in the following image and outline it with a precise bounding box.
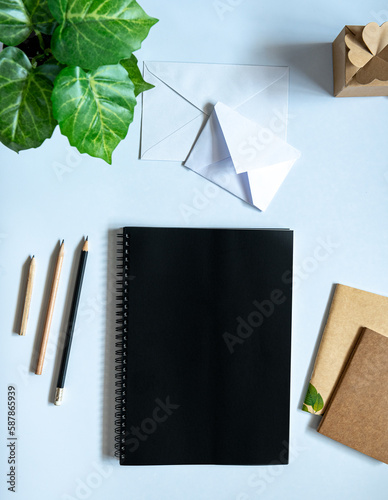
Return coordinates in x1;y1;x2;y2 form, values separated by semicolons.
32;255;35;259
86;236;88;241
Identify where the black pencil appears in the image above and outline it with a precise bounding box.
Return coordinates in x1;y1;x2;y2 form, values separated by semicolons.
54;238;89;406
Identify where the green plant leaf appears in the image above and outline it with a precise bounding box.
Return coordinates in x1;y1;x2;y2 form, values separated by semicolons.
24;0;56;34
0;0;31;45
312;393;324;412
121;54;153;96
0;0;56;46
302;404;309;412
49;0;159;70
52;64;137;164
0;47;57;152
304;383;318;407
35;58;64;83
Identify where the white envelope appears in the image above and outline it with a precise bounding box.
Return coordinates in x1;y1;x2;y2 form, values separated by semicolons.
185;102;301;211
141;62;300;210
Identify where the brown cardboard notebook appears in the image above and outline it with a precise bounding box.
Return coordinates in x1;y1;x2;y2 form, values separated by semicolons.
318;328;388;464
303;284;388;415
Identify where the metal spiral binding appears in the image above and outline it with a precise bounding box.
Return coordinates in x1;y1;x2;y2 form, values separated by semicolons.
114;232;128;461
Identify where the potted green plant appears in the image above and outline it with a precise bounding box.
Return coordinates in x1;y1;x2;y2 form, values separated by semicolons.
0;0;158;163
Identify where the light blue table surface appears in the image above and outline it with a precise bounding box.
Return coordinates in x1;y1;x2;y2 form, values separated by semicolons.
1;1;388;499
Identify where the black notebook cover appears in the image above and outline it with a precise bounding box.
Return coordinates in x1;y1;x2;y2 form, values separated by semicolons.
115;227;293;465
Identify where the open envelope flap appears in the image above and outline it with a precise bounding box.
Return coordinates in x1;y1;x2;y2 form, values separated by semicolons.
184;109;254;205
184;108;231;168
247;162;295;211
214;102;301;174
144;62;289;114
184;102;300;211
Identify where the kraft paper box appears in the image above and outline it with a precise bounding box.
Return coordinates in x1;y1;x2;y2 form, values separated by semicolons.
333;23;388;97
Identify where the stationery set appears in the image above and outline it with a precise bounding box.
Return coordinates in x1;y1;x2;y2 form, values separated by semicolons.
304;285;388;416
19;239;88;405
304;284;388;464
134;24;388;465
13;19;388;469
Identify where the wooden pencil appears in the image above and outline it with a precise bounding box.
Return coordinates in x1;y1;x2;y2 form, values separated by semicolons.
54;238;88;405
36;241;65;375
20;256;36;336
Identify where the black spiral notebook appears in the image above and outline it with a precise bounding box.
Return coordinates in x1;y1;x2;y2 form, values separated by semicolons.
115;227;293;465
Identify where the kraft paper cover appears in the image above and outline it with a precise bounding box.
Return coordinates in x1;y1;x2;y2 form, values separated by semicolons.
318;328;388;464
303;284;388;415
